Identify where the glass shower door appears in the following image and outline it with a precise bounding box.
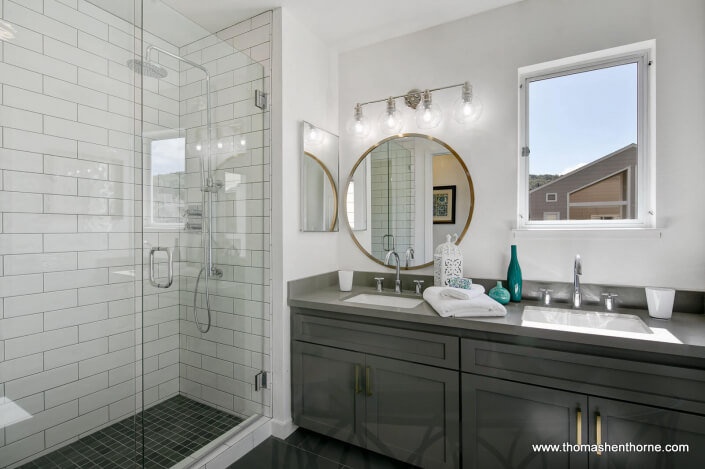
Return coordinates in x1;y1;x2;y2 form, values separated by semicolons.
139;2;271;467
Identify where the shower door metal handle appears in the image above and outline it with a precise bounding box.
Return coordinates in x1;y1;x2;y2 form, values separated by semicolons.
149;247;173;288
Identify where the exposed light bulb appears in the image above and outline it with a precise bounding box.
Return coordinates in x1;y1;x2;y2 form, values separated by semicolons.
304;123;324;145
196;144;202;151
240;138;246;146
415;90;442;129
453;82;482;125
217;141;223;149
346;103;370;138
377;97;403;134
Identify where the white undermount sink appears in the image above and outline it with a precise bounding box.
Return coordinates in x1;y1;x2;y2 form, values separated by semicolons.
521;306;682;343
344;293;424;309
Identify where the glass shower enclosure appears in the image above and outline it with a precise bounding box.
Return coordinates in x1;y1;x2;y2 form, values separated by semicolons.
0;1;271;467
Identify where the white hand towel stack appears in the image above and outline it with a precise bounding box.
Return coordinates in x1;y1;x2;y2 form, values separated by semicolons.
439;284;485;300
424;285;507;318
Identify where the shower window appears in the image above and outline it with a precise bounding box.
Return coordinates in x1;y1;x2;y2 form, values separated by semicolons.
148;137;186;229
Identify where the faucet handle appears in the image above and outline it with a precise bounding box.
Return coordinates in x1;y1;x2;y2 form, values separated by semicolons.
601;292;618;311
539;288;553;305
374;277;384;292
413;280;424;295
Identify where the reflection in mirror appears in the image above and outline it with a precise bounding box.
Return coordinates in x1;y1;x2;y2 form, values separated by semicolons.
344;134;473;269
301;121;339;231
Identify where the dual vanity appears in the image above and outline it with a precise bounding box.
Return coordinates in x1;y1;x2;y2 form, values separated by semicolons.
288;272;705;468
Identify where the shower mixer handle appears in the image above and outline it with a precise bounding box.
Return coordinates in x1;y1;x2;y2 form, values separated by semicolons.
201;179;224;193
149;247;173;289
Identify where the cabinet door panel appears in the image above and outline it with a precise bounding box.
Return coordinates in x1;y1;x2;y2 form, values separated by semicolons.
589;397;705;468
365;354;460;468
463;374;588;469
292;342;366;446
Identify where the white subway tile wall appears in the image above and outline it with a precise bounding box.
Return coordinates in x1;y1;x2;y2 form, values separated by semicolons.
0;2;271;468
176;10;272;421
0;1;180;466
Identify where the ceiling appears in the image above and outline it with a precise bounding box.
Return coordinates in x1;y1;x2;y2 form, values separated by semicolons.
162;0;524;51
88;0;524;50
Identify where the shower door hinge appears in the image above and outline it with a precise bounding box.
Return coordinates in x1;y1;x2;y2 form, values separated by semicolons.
521;146;531;157
255;90;268;110
255;371;269;391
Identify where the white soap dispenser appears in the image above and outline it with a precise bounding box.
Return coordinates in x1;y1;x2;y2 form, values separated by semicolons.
434;233;463;286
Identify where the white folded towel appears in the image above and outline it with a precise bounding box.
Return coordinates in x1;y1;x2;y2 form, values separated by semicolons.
424;286;507;318
439;285;485;300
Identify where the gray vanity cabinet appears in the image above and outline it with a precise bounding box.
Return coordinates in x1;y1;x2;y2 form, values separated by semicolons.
588;397;705;468
462;374;589;469
365;355;460;468
291;312;460;468
292;341;366;446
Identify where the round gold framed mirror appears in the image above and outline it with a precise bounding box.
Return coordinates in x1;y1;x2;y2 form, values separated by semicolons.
303;151;338;232
343;133;474;270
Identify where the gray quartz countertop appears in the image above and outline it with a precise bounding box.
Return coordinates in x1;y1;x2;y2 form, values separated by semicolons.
288;284;705;360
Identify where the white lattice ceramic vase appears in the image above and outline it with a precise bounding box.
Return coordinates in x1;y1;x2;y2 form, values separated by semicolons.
433;233;463;286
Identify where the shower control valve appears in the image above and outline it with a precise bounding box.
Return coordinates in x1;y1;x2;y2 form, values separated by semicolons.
209;266;223;279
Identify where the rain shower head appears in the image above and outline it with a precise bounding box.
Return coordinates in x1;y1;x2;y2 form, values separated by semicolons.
127;59;168;79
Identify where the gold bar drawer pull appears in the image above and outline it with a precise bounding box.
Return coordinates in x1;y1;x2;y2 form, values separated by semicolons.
596;413;602;455
365;366;372;396
354;364;361;394
576;409;582;445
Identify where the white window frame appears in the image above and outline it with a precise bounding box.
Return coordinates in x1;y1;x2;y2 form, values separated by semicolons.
517;40;656;230
545;192;557;203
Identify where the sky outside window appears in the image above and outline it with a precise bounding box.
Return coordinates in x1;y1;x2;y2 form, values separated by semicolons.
529;62;638;176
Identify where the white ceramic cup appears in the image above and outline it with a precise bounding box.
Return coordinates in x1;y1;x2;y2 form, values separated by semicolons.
338;270;354;292
645;287;675;319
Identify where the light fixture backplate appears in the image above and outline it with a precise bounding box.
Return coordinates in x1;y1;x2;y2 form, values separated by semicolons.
404;89;423;109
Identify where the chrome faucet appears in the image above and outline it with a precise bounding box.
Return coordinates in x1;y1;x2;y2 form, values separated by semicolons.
573;254;582;308
384;250;402;294
405;247;415;268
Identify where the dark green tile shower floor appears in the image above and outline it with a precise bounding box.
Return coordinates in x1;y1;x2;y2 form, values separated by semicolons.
20;395;243;469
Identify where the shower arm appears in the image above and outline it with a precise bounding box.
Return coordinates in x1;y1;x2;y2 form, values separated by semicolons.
144;45;215;275
144;45;212;179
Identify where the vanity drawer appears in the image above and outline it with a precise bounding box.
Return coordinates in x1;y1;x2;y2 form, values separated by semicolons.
294;312;459;369
461;338;705;414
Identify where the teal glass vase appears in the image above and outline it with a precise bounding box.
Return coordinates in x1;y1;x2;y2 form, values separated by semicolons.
507;245;522;302
489;281;510;305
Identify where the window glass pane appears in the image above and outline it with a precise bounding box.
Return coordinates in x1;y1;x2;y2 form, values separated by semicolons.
149;137;186;227
528;62;638;221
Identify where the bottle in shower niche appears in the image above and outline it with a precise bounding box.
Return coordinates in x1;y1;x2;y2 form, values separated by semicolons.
506;244;522;302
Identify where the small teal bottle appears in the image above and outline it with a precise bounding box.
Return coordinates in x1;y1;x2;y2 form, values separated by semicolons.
489;281;510;305
507;245;522;302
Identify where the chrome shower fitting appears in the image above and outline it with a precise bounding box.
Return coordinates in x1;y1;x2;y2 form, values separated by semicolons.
138;44;219;334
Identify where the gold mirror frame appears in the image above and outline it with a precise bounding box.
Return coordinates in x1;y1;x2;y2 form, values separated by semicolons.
304;151;338;232
342;133;475;270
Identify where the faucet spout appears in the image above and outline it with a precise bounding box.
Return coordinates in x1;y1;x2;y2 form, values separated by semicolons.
573;254;582;307
385;250;402;294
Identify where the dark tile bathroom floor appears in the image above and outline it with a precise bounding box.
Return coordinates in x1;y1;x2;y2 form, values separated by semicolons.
20;395;242;469
228;429;418;469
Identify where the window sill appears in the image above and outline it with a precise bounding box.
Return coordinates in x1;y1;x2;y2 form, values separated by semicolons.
512;227;662;240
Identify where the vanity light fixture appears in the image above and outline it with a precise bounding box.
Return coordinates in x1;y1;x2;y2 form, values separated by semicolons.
346;103;371;138
378;97;404;134
415;90;443;129
453;81;482;125
348;81;478;137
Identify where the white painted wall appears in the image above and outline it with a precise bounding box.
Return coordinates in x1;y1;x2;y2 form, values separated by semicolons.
271;7;339;435
337;0;705;291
